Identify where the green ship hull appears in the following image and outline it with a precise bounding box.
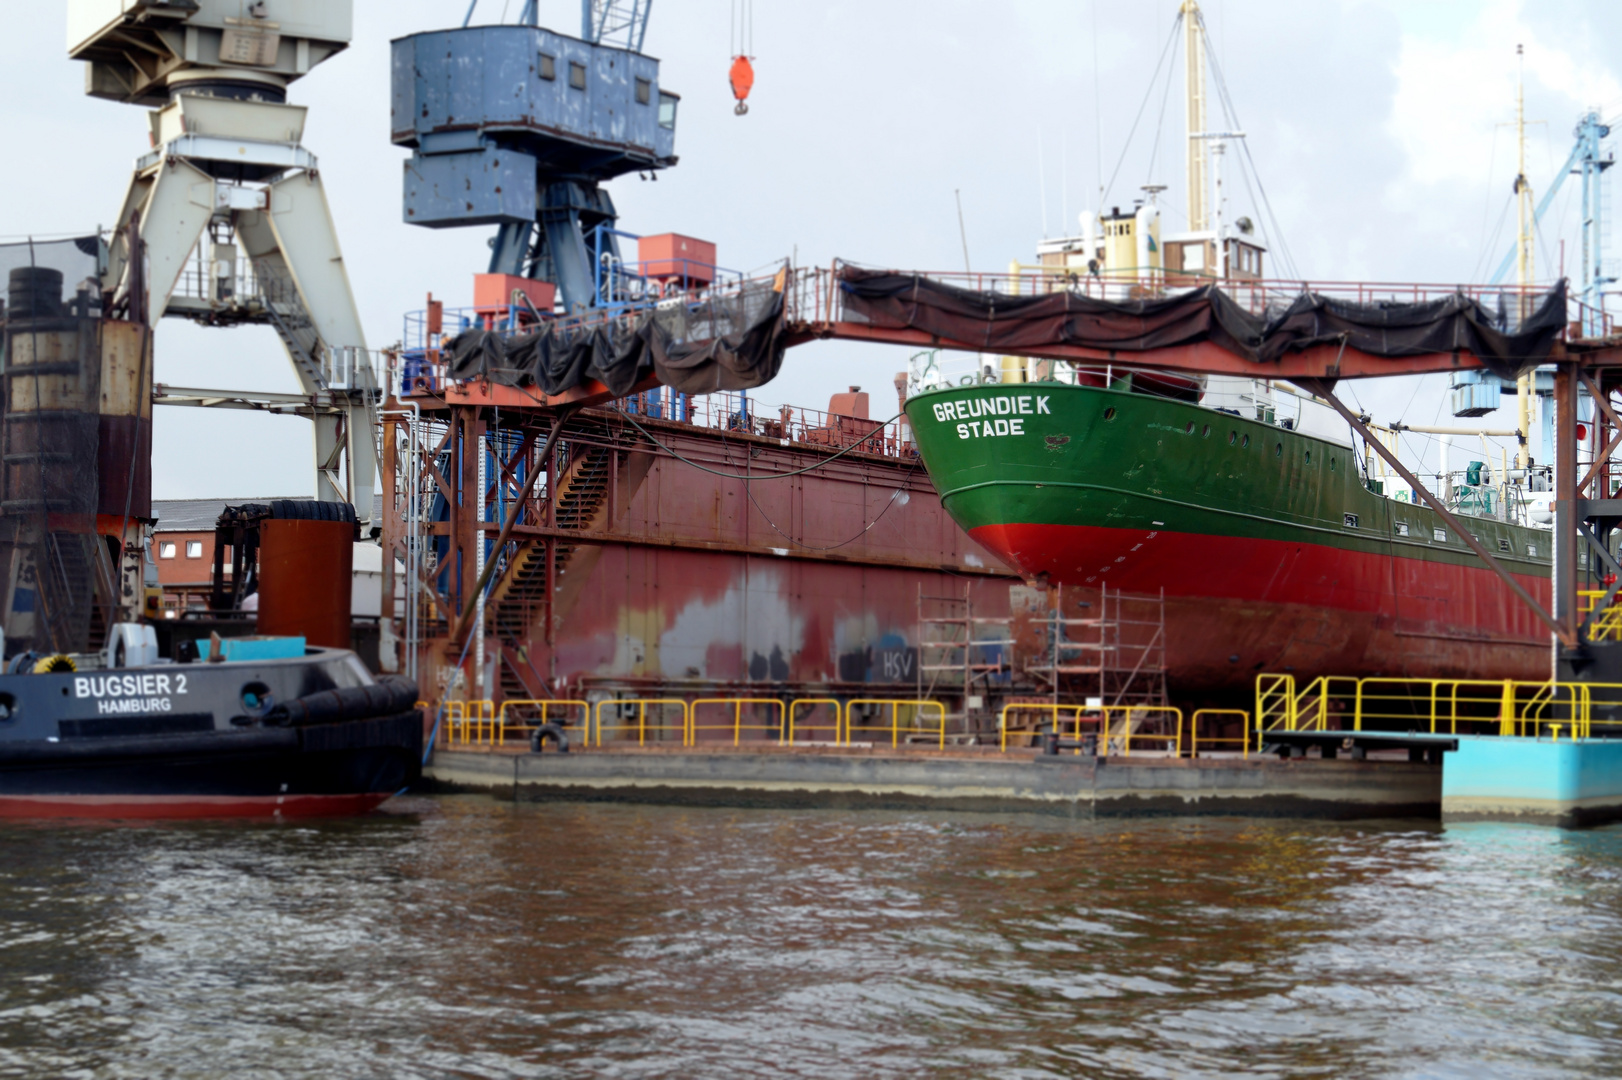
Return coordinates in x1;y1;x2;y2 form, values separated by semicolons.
905;382;1553;693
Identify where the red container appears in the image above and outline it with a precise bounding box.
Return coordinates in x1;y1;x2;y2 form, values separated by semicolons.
637;233;717;285
256;519;353;648
472;274;555;316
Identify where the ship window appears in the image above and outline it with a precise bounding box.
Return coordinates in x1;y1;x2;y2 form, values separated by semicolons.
1499;538;1512;553
1305;450;1311;464
1185;422;1195;435
159;541;176;559
539;53;556;80
636;77;651;105
1228;431;1236;445
1103;407;1117;422
1202;424;1210;438
569;61;587;90
185;541;202;559
659;91;678;129
1242;434;1250;448
1434;528;1448;543
1528;544;1538;557
1330;457;1337;471
1275;443;1283;457
1344;513;1359;529
1395;522;1410;537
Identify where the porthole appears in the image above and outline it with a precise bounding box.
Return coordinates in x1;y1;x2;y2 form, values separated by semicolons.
1103;407;1117;422
1330;457;1337;471
1304;450;1311;464
1242;434;1250;448
1275;443;1283;457
1185;421;1195;435
1228;431;1237;445
1202;424;1211;438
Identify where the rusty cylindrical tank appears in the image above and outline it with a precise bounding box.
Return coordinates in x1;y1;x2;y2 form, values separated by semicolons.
256;501;356;649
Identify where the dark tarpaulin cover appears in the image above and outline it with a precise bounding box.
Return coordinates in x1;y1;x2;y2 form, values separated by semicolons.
442;279;789;397
837;266;1568;381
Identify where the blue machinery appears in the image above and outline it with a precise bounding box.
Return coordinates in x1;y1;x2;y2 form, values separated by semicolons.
1454;112;1615;424
394;1;677;313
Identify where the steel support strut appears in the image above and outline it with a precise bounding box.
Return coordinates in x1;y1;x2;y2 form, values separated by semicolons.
1296;377;1572;647
1555;362;1580;644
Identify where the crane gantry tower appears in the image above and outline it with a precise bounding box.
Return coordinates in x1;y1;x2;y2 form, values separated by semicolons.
67;0;379;524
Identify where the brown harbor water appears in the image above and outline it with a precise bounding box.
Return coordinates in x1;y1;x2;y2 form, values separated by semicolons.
2;798;1621;1078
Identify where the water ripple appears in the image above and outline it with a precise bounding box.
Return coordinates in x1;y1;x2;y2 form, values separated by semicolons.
0;802;1620;1076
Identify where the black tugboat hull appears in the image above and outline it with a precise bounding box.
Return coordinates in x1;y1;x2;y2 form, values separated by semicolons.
0;648;422;819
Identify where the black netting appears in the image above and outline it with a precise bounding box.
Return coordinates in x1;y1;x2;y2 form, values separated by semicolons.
443;278;788;397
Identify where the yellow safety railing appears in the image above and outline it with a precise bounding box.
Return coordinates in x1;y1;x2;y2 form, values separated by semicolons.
1255;674;1295;732
593;698;690;747
998;702;1090;751
446;699;497;746
690;698;787;746
1252;675;1597;743
787;698;844;744
1190;709;1251;758
845;699;947;748
498;699;590;744
1581;589;1608;615
1099;706;1184;757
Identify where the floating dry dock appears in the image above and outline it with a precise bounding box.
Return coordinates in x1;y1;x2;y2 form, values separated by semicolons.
427;742;1449;821
428;728;1622;828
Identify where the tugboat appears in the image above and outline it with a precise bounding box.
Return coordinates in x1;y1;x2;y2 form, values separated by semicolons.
0;634;422;819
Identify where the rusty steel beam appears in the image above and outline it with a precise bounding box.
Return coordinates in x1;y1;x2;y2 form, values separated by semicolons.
1297;377;1571;647
499;522;1017;576
1555;364;1579;643
416;371;663;414
787;323;1478;380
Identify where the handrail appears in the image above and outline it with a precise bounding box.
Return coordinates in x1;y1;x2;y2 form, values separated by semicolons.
845;699;947;748
497;699;589;744
998;702;1088;751
787;698;844;744
690;698;787;746
1190;709;1252;758
1252;674;1603;742
1098;705;1184;757
592;698;690;747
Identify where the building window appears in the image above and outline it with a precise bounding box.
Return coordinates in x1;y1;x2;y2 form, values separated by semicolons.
159;541;176;559
635;77;651;105
186;541;203;559
569;61;587;90
658;91;678;129
538;53;556;80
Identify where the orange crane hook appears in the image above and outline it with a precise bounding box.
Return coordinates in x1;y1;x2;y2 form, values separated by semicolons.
729;55;754;115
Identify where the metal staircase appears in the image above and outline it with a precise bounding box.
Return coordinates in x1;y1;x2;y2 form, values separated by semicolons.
488;443;616;645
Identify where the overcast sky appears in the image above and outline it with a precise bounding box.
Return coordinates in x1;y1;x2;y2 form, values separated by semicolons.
6;0;1622;498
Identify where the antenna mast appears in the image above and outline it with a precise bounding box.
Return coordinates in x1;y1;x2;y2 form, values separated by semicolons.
1183;0;1208;232
1514;43;1533;469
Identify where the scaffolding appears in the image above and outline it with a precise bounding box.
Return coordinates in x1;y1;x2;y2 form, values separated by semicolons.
1028;584;1168;707
915;582;1013;738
